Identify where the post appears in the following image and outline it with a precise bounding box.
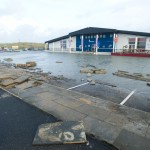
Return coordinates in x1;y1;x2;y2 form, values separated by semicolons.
69;36;72;53
48;43;49;50
81;35;84;52
53;42;54;52
135;36;138;52
62;40;63;52
96;34;98;55
115;34;118;52
113;33;116;53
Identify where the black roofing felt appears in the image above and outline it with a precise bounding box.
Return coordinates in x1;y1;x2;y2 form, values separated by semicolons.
69;27;116;36
45;27;150;43
45;35;69;43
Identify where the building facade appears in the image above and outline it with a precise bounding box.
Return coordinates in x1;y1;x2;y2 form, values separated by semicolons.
45;27;150;55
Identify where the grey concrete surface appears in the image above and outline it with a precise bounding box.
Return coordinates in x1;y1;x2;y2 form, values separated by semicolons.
2;82;150;150
114;129;150;150
0;89;117;150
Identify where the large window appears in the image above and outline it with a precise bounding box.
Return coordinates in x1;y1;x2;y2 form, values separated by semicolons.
137;38;146;49
60;40;66;49
128;38;135;50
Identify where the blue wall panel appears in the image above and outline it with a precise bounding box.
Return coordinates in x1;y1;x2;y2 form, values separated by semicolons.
76;33;113;52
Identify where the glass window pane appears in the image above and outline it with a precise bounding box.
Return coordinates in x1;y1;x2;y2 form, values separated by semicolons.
103;35;106;38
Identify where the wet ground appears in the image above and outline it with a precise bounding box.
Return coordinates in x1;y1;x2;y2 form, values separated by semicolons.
0;51;150;113
0;89;117;150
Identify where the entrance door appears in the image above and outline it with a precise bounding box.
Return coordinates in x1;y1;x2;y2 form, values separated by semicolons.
91;44;96;52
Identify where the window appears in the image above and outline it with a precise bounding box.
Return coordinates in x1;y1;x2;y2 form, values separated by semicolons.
137;38;146;49
85;45;87;47
102;45;105;48
88;36;90;39
129;38;135;44
85;36;87;39
99;35;102;38
109;44;112;48
88;45;90;47
128;38;135;50
110;34;113;38
60;40;67;49
94;35;96;38
103;35;106;38
91;35;93;38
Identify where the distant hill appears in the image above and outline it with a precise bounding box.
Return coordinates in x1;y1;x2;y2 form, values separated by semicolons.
0;42;45;50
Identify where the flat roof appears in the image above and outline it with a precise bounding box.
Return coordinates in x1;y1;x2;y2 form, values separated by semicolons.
45;27;150;43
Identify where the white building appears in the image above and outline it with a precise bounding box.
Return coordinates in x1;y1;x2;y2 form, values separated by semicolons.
45;27;150;55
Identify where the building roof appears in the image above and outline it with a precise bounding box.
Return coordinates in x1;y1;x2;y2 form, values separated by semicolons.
45;35;69;43
69;27;116;36
45;27;150;43
117;30;150;37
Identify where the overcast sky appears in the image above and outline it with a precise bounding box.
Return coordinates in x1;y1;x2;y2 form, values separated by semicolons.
0;0;150;43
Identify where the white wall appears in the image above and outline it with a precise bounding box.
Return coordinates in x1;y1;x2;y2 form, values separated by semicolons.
70;36;76;50
116;34;137;52
146;38;150;50
48;36;76;52
116;34;150;52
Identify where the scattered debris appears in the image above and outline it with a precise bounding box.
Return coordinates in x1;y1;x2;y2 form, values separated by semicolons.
146;74;150;77
87;78;92;82
26;61;37;67
132;73;143;77
81;79;85;81
87;73;92;77
90;80;96;85
0;74;18;80
113;70;150;82
14;75;30;83
86;64;96;68
16;64;27;68
57;75;64;80
94;69;107;74
32;121;86;145
80;69;106;74
15;80;36;90
96;80;117;87
80;69;93;74
118;70;129;74
80;64;96;68
3;58;13;62
56;61;63;63
79;98;94;105
0;79;15;87
16;61;37;68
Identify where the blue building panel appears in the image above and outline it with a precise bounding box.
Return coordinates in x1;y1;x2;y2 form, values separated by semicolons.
76;33;113;52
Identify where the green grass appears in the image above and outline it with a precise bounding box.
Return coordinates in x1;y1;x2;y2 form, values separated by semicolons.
0;42;45;49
